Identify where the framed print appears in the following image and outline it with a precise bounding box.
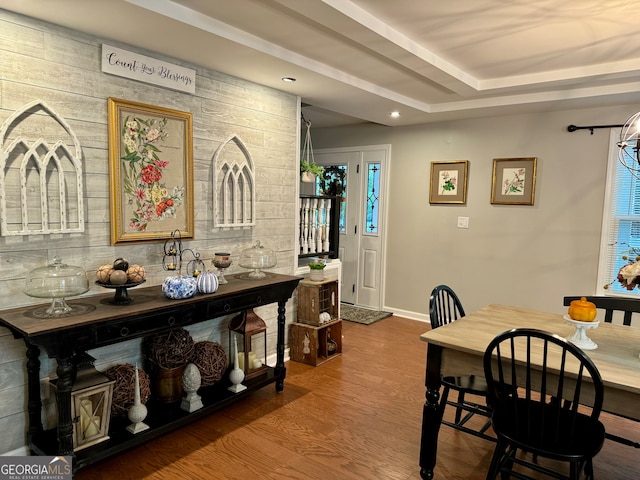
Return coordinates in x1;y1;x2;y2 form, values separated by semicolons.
491;157;537;205
429;161;468;204
108;98;194;244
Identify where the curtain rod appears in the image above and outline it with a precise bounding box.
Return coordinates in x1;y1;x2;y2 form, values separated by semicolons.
567;124;624;134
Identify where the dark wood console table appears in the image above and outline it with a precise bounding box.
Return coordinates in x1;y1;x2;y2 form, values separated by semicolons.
0;272;301;472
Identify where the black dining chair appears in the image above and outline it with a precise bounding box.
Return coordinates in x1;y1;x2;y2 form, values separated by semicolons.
429;285;493;441
563;295;640;448
562;295;640;326
483;328;606;480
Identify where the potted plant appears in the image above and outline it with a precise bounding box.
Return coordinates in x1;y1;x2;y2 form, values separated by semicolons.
300;160;324;183
308;260;326;281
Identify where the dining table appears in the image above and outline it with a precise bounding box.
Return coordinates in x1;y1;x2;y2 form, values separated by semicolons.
418;304;640;480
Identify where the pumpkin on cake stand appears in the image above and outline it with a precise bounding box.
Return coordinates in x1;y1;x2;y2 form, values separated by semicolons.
564;297;599;350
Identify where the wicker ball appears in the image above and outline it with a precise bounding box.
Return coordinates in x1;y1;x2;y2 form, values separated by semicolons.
126;264;146;283
145;327;195;369
104;364;151;417
96;264;113;283
192;341;228;386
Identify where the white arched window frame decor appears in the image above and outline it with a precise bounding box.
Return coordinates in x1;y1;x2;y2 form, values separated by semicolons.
0;100;85;236
212;134;255;228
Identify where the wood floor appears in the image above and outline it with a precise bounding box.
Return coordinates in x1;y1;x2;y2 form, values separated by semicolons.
76;316;638;480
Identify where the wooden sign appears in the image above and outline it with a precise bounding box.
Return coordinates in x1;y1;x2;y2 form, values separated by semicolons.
101;44;196;94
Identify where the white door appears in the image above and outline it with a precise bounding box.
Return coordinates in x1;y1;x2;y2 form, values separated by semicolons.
313;145;389;310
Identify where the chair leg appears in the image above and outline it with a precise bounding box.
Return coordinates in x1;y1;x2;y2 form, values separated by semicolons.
485;438;507;480
440;387;449;411
500;446;516;480
570;460;579;480
455;390;465;424
584;459;594;480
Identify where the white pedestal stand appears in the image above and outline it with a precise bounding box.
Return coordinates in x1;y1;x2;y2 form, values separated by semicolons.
564;316;599;350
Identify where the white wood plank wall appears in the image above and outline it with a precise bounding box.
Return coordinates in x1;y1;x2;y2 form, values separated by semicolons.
0;11;299;455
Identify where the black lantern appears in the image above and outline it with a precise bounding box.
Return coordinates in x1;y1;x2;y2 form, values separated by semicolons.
228;309;268;380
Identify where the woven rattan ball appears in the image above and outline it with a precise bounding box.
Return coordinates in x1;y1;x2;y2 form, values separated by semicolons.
192;341;228;386
104;363;151;417
145;327;195;369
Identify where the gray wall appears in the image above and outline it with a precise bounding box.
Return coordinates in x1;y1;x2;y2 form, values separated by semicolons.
312;106;640;317
0;10;298;453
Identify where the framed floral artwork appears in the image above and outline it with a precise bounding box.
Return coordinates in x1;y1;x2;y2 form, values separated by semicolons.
429;161;468;204
490;157;537;205
108;98;194;244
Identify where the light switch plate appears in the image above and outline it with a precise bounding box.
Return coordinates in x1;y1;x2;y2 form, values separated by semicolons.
457;216;469;229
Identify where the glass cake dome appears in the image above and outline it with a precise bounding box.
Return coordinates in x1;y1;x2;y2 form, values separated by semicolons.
24;256;90;316
238;241;276;279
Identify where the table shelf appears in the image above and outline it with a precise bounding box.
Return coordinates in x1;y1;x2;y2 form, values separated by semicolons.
30;368;281;469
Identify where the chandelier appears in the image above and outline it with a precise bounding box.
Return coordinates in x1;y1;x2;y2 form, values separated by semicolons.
616;112;640;178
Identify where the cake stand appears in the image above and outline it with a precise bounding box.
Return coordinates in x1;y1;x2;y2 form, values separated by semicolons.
563;315;599;350
212;253;232;285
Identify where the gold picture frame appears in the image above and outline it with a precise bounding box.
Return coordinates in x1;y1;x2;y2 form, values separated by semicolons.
108;98;194;244
429;161;468;204
491;157;537;205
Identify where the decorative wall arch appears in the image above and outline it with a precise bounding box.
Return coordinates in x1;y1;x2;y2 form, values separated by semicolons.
0;100;85;236
212;134;255;227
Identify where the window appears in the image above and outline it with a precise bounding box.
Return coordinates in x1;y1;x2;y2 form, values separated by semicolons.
365;162;380;235
597;129;640;296
316;165;347;234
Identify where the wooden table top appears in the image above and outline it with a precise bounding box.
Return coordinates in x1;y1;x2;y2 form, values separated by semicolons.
0;273;301;337
420;304;640;397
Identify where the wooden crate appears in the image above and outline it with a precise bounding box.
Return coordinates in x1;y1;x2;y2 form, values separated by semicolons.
296;278;339;326
289;319;342;366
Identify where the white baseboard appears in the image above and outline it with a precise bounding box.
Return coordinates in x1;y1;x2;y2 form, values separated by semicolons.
3;446;29;456
382;307;430;324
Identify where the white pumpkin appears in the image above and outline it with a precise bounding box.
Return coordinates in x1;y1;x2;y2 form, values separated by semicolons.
196;271;219;294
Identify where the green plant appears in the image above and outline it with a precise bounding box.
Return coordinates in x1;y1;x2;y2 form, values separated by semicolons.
308;261;326;270
300;160;324;177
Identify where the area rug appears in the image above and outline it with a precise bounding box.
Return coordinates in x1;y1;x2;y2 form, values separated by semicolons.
340;303;393;325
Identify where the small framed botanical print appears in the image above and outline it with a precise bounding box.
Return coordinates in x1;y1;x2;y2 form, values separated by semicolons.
491;157;537;205
429;161;468;204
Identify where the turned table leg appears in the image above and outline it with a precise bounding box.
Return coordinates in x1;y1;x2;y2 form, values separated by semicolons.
25;342;43;442
55;355;77;455
275;300;287;392
419;344;445;479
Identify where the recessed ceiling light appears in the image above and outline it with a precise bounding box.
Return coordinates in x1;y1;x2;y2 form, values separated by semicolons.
390;111;400;118
282;77;296;82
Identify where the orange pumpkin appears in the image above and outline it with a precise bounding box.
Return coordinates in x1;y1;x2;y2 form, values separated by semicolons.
568;297;597;322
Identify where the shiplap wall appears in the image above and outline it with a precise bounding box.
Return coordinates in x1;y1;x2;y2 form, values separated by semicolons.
0;10;298;454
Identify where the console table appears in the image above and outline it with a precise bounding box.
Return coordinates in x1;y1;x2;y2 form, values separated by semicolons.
0;272;300;472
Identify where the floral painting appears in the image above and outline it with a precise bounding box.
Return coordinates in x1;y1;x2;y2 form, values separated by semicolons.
121;116;184;230
108;98;193;244
491;158;536;205
439;170;458;195
430;161;468;204
501;168;525;195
